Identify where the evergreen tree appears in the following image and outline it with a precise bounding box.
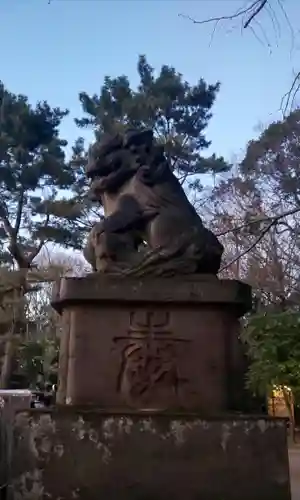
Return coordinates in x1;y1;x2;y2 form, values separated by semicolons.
0;81;86;271
0;82;86;387
76;55;230;190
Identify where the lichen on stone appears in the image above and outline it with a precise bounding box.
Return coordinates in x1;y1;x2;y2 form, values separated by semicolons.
12;469;45;500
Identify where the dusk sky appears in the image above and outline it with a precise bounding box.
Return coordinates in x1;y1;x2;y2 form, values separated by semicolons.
1;0;299;161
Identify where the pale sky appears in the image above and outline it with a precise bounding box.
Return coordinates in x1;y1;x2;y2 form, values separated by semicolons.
1;0;299;161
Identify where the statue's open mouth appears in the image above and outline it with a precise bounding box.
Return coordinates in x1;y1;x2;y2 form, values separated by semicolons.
86;164;111;181
86;156;123;181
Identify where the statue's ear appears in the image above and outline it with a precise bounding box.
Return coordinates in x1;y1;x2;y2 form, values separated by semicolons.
124;129;153;149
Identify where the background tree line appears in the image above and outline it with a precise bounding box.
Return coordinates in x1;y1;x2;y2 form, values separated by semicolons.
0;54;299;424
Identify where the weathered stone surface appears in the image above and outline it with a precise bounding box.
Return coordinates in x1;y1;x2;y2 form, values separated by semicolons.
83;128;224;276
52;274;251;315
52;275;252;410
10;409;291;500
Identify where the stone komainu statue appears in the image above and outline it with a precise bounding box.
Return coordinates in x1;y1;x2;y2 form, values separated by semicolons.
83;129;224;277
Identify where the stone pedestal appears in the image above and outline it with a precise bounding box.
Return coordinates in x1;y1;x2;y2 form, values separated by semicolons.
52;275;252;412
25;275;290;500
10;409;291;500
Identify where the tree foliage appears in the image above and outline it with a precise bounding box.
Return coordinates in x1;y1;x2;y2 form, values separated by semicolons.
206;108;300;406
1;254;88;389
0;82;92;388
76;55;230;191
240;110;300;212
15;337;59;389
0;81;87;269
210;109;300;281
242;311;300;402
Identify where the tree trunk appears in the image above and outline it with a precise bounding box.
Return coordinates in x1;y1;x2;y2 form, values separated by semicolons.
0;331;14;388
0;285;25;389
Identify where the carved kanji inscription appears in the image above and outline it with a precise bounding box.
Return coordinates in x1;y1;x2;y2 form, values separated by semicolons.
114;310;190;402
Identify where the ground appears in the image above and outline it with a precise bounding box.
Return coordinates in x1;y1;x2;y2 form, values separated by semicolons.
290;449;300;499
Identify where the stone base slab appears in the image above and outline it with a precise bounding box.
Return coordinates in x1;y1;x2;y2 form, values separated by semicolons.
10;409;291;500
52;274;251;314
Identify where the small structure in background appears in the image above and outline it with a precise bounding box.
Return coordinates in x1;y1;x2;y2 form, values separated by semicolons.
0;390;32;413
268;386;294;420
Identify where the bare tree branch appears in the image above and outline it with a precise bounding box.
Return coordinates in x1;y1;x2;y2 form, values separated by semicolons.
280;70;300;116
180;0;299;116
216;206;300;237
14;188;24;234
244;0;267;28
179;1;267;30
28;213;51;265
219;206;300;272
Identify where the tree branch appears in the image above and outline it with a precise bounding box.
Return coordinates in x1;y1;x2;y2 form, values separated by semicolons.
0;202;30;268
179;1;267;29
28;213;50;264
219;206;300;272
14;188;24;234
244;0;267;28
280;71;300;116
216;207;300;237
180;1;300;115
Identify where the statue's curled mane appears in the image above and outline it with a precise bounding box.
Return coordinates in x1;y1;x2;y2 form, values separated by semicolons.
86;129;172;194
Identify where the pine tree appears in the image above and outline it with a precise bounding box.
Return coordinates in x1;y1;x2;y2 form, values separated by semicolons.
76;55;230;191
0;81;87;269
0;82;87;387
